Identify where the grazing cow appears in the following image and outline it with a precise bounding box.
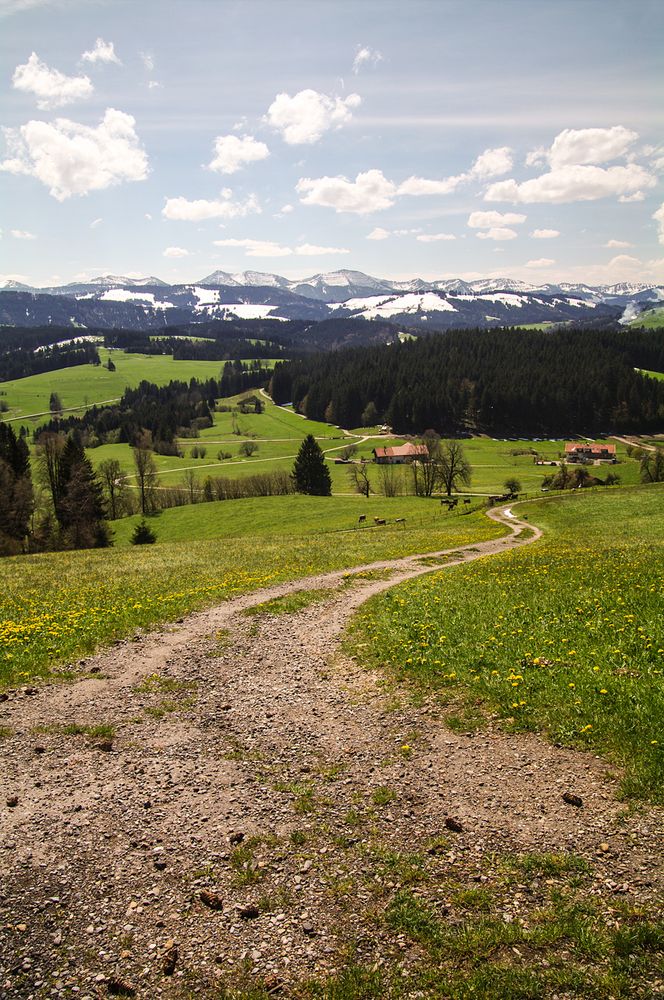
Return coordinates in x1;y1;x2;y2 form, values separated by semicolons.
395;517;406;525
374;517;386;525
358;514;366;523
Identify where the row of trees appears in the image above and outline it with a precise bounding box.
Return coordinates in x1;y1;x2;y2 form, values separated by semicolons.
269;328;664;436
0;341;100;382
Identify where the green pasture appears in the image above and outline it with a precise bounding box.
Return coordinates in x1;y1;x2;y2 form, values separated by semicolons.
89;409;641;495
638;368;664;381
110;493;482;546
629;307;664;329
348;484;664;802
0;348;238;425
0;504;503;689
513;321;558;331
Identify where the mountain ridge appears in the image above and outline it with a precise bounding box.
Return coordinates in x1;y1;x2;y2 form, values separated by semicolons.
1;270;661;333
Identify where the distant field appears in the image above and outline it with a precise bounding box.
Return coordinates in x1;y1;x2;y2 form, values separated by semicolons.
88;411;641;495
348;484;664;802
639;368;664;381
0;504;503;688
629;307;664;329
513;321;558;331
0;348;246;424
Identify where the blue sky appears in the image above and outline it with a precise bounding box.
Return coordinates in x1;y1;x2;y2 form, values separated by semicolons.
1;0;663;287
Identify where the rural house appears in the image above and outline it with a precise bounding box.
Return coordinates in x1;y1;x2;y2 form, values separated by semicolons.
564;442;617;464
373;443;430;464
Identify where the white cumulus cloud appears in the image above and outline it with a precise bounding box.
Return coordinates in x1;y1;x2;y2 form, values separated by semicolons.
214;238;292;257
213;238;349;257
295;243;349;256
416;232;456;242
12;52;93;109
162;191;260;221
531;228;560;239
81;38;121;65
548;126;638;168
604;238;633;248
398;174;465;196
467;210;526;228
266;89;360;145
90;217;103;228
163;246;190;258
485;163;655;204
654;203;664;245
296;169;396;213
352;45;383;73
11;229;36;239
0;108;148;200
476;227;518;241
619;191;645;203
525;258;556;268
209;134;270;175
470;146;513;178
367;227;390;240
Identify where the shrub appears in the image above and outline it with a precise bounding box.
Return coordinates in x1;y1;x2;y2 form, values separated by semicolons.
131;520;157;545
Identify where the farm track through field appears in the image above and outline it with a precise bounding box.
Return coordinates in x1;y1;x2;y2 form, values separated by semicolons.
1;505;662;997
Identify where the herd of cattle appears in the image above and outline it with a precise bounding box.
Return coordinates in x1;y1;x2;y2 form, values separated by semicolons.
357;497;485;527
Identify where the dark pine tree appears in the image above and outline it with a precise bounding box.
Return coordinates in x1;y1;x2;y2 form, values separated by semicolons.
0;423;33;555
57;433;111;548
292;434;332;496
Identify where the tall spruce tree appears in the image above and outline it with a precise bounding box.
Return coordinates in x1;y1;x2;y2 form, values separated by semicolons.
0;423;33;555
292;434;332;496
57;433;110;548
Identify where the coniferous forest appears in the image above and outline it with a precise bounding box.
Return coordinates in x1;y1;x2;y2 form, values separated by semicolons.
269;327;664;436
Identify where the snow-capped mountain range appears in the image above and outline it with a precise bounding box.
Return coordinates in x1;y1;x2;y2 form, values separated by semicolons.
0;269;662;331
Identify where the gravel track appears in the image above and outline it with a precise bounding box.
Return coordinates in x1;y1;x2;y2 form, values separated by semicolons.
1;506;661;998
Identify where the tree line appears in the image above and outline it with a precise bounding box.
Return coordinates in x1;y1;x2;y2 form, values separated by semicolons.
269;327;664;436
0;341;101;382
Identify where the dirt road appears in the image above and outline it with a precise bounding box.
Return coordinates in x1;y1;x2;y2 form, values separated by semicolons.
1;507;661;998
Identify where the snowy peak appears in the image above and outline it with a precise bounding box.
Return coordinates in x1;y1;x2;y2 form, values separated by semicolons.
85;274;167;288
198;270;291;289
0;278;33;291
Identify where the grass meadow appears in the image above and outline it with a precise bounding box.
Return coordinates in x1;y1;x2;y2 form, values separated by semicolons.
0;348;248;424
347;484;664;802
0;502;503;689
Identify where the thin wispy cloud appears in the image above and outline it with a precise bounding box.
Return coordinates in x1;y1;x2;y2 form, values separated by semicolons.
352;45;382;74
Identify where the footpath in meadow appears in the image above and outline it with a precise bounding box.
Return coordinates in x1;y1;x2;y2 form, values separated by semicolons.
0;506;662;998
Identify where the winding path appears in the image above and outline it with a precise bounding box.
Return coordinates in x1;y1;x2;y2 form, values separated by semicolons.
1;504;661;997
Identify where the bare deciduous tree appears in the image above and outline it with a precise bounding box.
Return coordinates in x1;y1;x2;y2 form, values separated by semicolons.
133;435;159;516
350;462;373;497
439;440;472;497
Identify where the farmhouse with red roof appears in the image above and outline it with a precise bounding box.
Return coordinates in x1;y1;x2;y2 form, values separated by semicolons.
373;443;429;464
564;442;617;463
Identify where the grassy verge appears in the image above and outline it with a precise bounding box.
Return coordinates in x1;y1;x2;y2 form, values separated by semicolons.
346;486;664;802
0;504;503;689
